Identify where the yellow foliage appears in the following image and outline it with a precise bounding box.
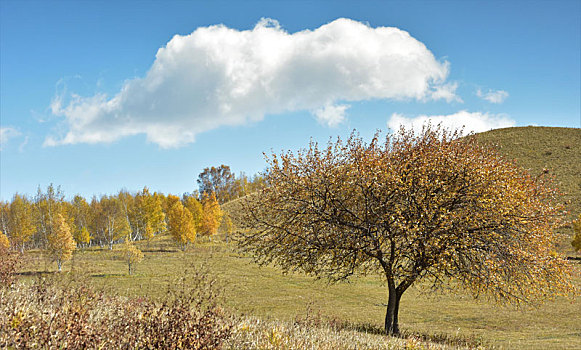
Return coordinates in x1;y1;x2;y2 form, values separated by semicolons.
167;201;196;250
47;213;76;271
0;231;10;251
201;192;223;237
239;126;576;334
120;237;144;275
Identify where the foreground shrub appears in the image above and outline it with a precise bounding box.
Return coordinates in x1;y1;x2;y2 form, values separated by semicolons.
0;247;19;287
0;269;232;349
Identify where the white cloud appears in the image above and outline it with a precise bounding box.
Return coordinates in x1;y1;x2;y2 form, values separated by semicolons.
0;127;21;150
476;88;509;104
48;18;457;148
430;82;462;103
387;110;515;134
313;103;350;127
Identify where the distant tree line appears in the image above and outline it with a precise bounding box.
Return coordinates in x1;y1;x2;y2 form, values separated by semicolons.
0;166;263;271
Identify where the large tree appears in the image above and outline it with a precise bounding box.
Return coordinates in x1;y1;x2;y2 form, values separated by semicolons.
239;126;575;335
197;165;236;204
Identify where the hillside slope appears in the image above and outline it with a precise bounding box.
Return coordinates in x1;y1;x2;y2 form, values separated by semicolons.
475;126;580;253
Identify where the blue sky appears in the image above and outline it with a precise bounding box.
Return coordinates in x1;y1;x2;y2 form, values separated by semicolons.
1;0;579;201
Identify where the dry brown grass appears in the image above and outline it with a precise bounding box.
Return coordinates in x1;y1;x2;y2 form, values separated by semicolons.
0;268;232;349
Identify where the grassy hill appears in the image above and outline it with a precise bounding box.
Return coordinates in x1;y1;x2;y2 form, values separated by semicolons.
475;126;581;254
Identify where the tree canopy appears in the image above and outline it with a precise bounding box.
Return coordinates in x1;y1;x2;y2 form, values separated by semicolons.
239;126;575;335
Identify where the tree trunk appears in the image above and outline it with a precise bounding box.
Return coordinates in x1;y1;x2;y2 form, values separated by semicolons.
57;259;62;272
128;262;132;275
384;280;402;335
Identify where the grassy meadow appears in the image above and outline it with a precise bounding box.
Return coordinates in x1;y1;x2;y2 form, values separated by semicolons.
16;235;581;349
6;126;581;349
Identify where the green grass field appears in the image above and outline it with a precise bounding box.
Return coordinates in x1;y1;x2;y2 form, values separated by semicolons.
18;235;581;350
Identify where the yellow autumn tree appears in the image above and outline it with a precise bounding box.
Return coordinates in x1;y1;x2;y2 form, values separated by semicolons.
76;226;91;248
167;199;196;251
136;188;166;244
8;194;35;252
572;214;581;253
239;126;575;335
183;194;204;233
47;213;76;272
201;192;222;241
0;231;10;251
119;236;144;275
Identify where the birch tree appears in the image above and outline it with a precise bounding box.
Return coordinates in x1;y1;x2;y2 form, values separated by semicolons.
47;213;76;272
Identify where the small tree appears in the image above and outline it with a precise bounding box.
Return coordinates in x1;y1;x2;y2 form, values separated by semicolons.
167;200;196;251
47;214;76;272
201;192;223;241
572;214;581;253
239;126;575;335
0;231;9;251
120;237;144;275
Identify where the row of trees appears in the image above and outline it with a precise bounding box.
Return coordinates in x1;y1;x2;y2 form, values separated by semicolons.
0;185;228;259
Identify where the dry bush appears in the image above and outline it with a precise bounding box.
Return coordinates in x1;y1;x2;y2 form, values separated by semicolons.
0;268;232;349
0;250;20;287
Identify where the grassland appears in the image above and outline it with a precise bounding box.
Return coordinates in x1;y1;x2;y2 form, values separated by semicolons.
9;126;581;349
475;126;581;254
17;236;581;349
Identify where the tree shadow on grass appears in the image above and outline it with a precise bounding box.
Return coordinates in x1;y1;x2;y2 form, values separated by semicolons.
15;271;56;277
91;273;126;278
348;322;488;348
141;249;178;253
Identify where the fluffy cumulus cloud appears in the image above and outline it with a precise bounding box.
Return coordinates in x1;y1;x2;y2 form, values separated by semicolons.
0;127;21;150
476;88;509;104
48;18;458;148
387;110;515;134
313;104;350;127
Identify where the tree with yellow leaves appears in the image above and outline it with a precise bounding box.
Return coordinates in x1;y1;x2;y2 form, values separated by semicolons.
166;197;196;251
572;214;581;253
183;194;204;233
240;126;575;335
120;236;144;275
0;231;10;251
7;194;35;252
47;213;76;272
135;187;166;244
201;192;222;241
